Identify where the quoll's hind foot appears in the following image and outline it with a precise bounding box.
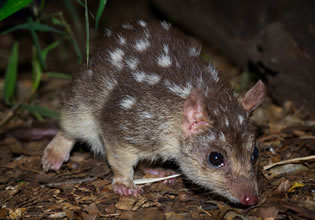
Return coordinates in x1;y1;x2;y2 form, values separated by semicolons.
142;167;179;184
41;131;75;172
112;182;143;196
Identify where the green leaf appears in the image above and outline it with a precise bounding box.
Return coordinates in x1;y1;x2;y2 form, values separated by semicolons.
64;0;83;34
28;18;46;69
28;22;64;34
38;0;46;14
51;17;64;26
0;23;29;35
75;0;95;19
95;0;107;29
46;72;72;79
3;42;19;105
21;104;59;120
84;0;90;67
69;35;82;62
0;0;33;21
31;47;42;94
0;20;63;35
42;41;61;61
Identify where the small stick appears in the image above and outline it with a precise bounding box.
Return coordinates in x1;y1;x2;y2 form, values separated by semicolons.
44;177;97;187
134;174;181;185
0;103;21;127
263;155;315;170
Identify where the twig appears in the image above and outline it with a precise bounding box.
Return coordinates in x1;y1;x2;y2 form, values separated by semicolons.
263;155;315;170
44;176;97;187
133;174;181;185
198;206;212;217
101;213;120;217
0;103;21;127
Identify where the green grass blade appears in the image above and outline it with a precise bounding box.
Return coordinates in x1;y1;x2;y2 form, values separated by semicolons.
46;72;72;79
75;0;95;19
31;47;42;94
0;23;29;35
21;104;59;120
42;41;60;61
84;0;89;67
50;12;82;62
39;0;46;14
3;42;19;105
0;0;33;21
30;22;64;34
95;0;107;29
64;0;83;34
69;34;82;62
28;18;46;69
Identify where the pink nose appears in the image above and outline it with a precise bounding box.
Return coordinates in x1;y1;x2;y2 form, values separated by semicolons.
240;194;258;206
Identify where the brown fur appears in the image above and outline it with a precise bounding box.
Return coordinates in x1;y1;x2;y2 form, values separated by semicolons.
42;20;264;205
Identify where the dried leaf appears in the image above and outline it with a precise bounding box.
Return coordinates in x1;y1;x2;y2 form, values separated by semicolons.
263;164;309;179
115;197;138;211
288;182;305;192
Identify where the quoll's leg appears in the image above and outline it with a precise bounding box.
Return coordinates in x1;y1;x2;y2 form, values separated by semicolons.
42;131;75;172
107;148;142;196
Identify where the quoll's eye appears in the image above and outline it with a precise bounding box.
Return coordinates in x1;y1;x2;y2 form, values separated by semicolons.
251;145;259;164
208;152;225;167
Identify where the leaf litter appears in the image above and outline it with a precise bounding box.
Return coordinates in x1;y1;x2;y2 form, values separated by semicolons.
0;52;314;220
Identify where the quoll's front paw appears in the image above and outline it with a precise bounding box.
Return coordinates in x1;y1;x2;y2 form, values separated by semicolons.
112;182;143;197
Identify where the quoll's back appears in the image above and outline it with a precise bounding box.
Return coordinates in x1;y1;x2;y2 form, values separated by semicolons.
42;20;265;206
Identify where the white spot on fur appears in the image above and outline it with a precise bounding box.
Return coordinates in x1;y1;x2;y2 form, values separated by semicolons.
125;57;139;70
132;71;160;85
219;132;226;142
108;49;125;69
163;44;169;54
134;38;150;52
138;20;147;27
213;109;218;115
161;21;171;30
157;55;172;67
146;74;161;85
117;34;126;45
104;29;112;37
238;115;244;124
164;80;192;98
207;65;219;82
104;78;118;91
189;47;200;57
133;71;146;83
139;111;153;119
157;44;172;67
225;117;229;127
120;96;136;110
122;23;133;29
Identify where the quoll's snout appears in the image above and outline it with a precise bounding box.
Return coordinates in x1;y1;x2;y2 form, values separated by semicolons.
240;194;258;206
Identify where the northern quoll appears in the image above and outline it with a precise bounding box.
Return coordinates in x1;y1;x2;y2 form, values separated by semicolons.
42;20;265;206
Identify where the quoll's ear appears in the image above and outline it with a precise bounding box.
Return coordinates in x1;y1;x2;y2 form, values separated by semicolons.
239;80;265;114
183;89;212;137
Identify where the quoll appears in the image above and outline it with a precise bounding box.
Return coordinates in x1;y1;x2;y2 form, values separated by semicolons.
42;20;265;206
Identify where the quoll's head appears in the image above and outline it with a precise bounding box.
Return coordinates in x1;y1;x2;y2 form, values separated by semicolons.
179;81;265;206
